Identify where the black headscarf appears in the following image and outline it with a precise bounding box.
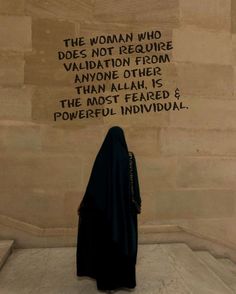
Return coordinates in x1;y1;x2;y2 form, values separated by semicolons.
77;126;141;290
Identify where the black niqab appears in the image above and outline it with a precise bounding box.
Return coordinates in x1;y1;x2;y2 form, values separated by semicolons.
76;126;141;291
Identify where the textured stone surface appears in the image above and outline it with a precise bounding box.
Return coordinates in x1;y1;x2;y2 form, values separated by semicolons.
138;156;177;190
0;154;83;191
0;16;32;52
160;128;236;156
0;0;25;15
176;157;236;189
151;189;235;219
30;86;104;127
0;87;32;121
0;55;24;86
0;188;81;228
0;219;77;248
0;125;41;152
40;124;104;155
169;98;236;130
25;0;94;21
197;251;236;292
94;0;179;26
232;35;236;65
234;66;236;96
125;127;160;156
161;243;233;294
171;217;236;249
25;18;75;86
176;63;234;98
0;240;14;270
1;244;235;294
219;259;236;275
180;0;231;31
0;245;189;294
232;0;236;33
31;86;74;122
0;248;50;293
173;28;232;64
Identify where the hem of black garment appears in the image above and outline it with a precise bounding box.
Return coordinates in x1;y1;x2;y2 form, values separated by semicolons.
77;272;136;291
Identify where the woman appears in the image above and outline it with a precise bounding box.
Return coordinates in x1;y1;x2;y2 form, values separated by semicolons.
76;126;141;292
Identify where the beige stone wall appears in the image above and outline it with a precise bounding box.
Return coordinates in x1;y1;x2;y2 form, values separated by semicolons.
0;0;236;247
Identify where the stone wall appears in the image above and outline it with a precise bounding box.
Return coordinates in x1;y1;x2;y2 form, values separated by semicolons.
0;0;235;247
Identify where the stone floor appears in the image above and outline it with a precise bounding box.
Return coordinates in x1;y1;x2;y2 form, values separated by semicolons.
0;243;235;294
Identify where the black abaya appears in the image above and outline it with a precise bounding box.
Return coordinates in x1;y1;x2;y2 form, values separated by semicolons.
76;126;141;291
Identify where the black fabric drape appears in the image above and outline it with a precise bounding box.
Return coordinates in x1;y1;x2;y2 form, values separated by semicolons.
76;126;141;291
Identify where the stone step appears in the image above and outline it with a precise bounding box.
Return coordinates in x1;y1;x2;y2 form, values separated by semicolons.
218;258;236;271
137;244;192;293
160;243;234;294
218;258;236;276
1;243;236;293
0;240;14;270
196;251;236;292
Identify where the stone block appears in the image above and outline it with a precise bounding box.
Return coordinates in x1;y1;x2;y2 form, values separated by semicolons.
0;154;83;191
37;155;83;191
25;18;75;86
0;156;34;189
0;16;32;52
0;55;24;86
0;125;41;152
234;67;236;96
180;0;231;31
176;157;236;189
40;124;104;155
173;28;232;65
138;156;177;191
125;126;160;156
31;86;74;122
153;189;235;219
160;128;236;156
0;188;66;228
24;54;69;87
160;63;178;90
169;98;236;130
31;86;103;127
232;0;236;33
30;18;75;59
177;63;234;98
232;35;236;65
0;0;25;15
0;87;32;121
25;0;93;21
93;0;179;27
